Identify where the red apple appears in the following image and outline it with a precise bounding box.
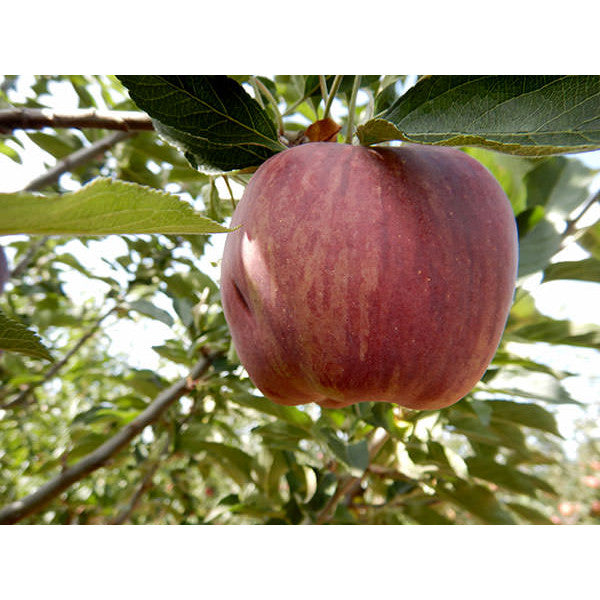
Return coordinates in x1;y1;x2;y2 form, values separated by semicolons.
220;142;518;410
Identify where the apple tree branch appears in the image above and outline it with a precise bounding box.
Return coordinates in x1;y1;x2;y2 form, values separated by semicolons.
0;352;217;524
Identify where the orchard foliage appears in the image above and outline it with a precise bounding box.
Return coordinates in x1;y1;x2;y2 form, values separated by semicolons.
0;75;599;524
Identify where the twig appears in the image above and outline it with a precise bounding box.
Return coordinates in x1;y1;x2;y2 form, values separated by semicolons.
323;76;343;120
0;306;118;408
315;429;390;524
23;130;132;191
109;460;161;524
0;352;216;524
9;236;50;280
0;107;153;135
344;75;362;144
560;187;600;249
250;77;284;136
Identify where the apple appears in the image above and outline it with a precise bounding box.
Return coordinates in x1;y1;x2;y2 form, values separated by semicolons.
220;142;518;410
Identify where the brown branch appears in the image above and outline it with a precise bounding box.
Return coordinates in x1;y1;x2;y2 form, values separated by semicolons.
315;429;390;524
560;188;600;249
0;352;216;524
0;107;154;135
23;130;133;192
0;306;118;408
9;236;50;279
109;460;161;525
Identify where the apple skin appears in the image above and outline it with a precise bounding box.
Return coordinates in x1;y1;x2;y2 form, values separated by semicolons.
220;142;518;410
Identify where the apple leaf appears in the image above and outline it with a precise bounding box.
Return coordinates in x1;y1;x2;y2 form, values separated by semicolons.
488;399;562;437
577;221;600;259
506;502;554;525
127;299;174;327
0;310;53;361
465;456;556;497
543;257;600;283
358;75;600;156
117;75;286;173
0;177;231;235
439;479;516;524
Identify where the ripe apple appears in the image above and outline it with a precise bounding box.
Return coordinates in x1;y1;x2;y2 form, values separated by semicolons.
220;142;518;410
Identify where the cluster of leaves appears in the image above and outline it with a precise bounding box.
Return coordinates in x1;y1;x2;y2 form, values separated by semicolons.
0;75;599;524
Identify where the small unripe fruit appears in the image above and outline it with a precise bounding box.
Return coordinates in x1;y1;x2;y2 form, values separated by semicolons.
220;143;518;410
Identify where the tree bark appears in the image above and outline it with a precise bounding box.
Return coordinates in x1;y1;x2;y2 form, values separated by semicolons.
0;353;215;524
0;107;154;134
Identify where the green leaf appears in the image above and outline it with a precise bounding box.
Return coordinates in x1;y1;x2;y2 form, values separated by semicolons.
0;177;230;235
488;400;562;437
518;217;563;276
0;140;22;164
440;480;516;524
183;440;256;486
524;156;597;217
543;257;600;283
578;220;600;258
128;299;174;327
506;502;553;524
463;147;537;215
27;131;82;159
508;317;600;351
465;456;557;497
357;75;600;156
317;427;369;475
0;309;53;361
117;75;285;173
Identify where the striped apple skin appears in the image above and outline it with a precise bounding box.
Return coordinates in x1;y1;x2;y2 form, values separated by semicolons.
220;142;518;410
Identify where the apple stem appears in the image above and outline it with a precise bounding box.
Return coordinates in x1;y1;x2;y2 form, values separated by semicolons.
222;175;237;210
250;76;285;136
318;76;329;118
323;75;343;120
345;75;362;144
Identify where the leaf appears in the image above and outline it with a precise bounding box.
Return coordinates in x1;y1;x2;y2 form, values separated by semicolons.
183;440;256;486
317;427;369;475
463;147;537;215
488;400;562;437
27;131;82;159
524;156;597;217
506;502;554;524
0;177;230;235
358;75;600;156
543;257;600;283
518;217;563;277
0;310;53;361
0;140;22;164
578;220;600;259
128;299;174;327
117;75;285;173
508;317;600;351
465;456;557;497
440;480;516;524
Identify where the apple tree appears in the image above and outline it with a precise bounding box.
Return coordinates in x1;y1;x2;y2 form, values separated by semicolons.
0;75;599;524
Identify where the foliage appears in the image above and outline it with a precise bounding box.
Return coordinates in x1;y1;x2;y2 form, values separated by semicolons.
0;74;599;524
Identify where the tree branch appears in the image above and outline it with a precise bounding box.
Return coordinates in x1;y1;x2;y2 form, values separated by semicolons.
560;187;600;248
0;107;154;134
0;352;216;524
23;130;133;191
315;429;390;524
0;306;118;408
109;460;161;525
